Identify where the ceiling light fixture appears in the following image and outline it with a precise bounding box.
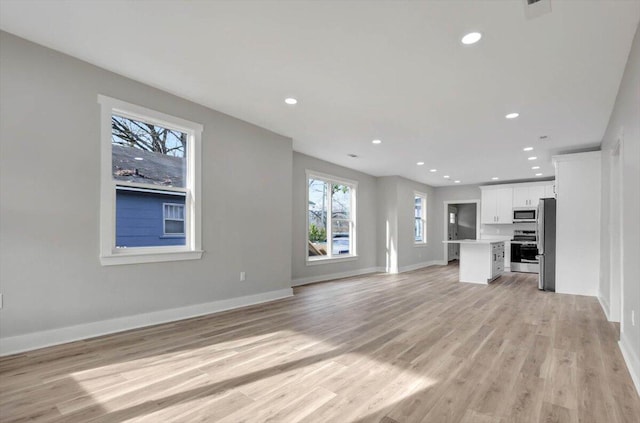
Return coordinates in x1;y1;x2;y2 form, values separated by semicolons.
371;139;382;144
454;180;461;184
284;97;298;105
491;177;499;180
461;32;482;45
444;175;450;179
528;156;537;161
417;161;424;166
535;173;543;176
429;169;437;172
134;157;144;161
505;112;520;119
523;147;533;151
532;166;540;170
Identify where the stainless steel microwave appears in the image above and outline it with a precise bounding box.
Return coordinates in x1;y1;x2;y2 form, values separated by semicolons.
513;208;537;222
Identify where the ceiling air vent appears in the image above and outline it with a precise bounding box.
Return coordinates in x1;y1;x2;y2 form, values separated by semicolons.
524;0;551;19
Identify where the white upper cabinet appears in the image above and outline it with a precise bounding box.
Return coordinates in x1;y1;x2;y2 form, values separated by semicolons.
481;181;555;225
544;183;555;198
513;187;530;208
481;187;513;224
481;189;498;224
512;183;552;208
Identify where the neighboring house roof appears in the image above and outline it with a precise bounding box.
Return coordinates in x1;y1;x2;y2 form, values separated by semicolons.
112;145;185;187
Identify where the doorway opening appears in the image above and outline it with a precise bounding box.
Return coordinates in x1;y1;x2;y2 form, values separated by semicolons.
443;200;480;263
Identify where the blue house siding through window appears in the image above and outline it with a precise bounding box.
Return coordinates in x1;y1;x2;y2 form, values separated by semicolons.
115;189;186;248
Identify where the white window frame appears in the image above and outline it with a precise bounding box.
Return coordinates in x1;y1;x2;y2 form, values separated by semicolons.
98;95;203;265
306;170;358;265
414;192;427;246
163;203;186;236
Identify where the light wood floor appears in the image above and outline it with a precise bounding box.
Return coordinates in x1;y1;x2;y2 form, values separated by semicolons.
1;264;638;422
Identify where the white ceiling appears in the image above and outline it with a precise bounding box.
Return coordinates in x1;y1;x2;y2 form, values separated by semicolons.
1;1;638;186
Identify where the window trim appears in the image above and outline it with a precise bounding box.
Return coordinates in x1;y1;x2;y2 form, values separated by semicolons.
414;191;428;245
98;95;203;265
305;170;358;264
163;203;186;236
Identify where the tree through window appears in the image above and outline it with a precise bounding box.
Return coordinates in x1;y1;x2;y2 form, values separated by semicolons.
307;173;356;260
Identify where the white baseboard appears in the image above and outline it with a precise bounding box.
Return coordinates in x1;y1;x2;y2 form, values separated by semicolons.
292;262;446;286
292;267;379;286
0;288;293;357
597;292;611;321
619;333;640;396
399;260;445;273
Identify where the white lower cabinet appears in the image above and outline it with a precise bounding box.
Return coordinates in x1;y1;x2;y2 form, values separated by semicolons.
491;242;505;279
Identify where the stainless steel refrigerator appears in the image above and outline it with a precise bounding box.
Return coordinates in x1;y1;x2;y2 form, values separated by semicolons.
536;198;556;291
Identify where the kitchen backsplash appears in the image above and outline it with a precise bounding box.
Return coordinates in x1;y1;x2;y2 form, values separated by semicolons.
481;222;536;239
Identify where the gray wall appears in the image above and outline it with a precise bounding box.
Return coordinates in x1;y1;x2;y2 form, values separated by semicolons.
376;176;400;273
292;152;378;283
456;203;477;240
599;24;640;384
0;32;293;339
375;176;434;272
395;177;435;270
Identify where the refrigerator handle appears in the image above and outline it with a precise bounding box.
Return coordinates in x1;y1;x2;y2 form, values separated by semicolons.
537;254;545;290
537;200;544;253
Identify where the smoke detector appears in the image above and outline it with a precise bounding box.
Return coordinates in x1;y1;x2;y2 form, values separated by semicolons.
524;0;551;19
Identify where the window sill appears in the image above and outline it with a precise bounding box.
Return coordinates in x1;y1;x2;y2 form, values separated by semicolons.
414;243;429;248
306;255;358;266
100;250;204;266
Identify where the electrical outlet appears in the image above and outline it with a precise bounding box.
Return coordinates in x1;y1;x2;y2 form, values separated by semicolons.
240;272;246;282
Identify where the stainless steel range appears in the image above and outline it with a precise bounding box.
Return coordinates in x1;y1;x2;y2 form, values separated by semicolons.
511;230;539;273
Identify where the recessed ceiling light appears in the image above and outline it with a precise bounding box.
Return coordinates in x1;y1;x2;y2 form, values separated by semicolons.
532;166;540;170
284;97;298;105
417;161;425;166
461;32;482;45
523;147;533;151
371;139;382;145
454;180;461;184
491;177;499;180
535;173;543;176
505;112;520;119
528;156;537;161
444;175;450;179
429;169;437;172
134;157;144;161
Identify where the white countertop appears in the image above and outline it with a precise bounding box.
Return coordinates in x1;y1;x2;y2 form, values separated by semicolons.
479;236;513;242
442;239;506;244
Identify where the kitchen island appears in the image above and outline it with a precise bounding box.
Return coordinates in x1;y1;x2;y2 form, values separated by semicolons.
442;240;505;284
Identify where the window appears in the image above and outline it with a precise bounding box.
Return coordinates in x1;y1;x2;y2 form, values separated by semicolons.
414;192;427;244
307;171;357;263
164;203;185;235
99;95;203;265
